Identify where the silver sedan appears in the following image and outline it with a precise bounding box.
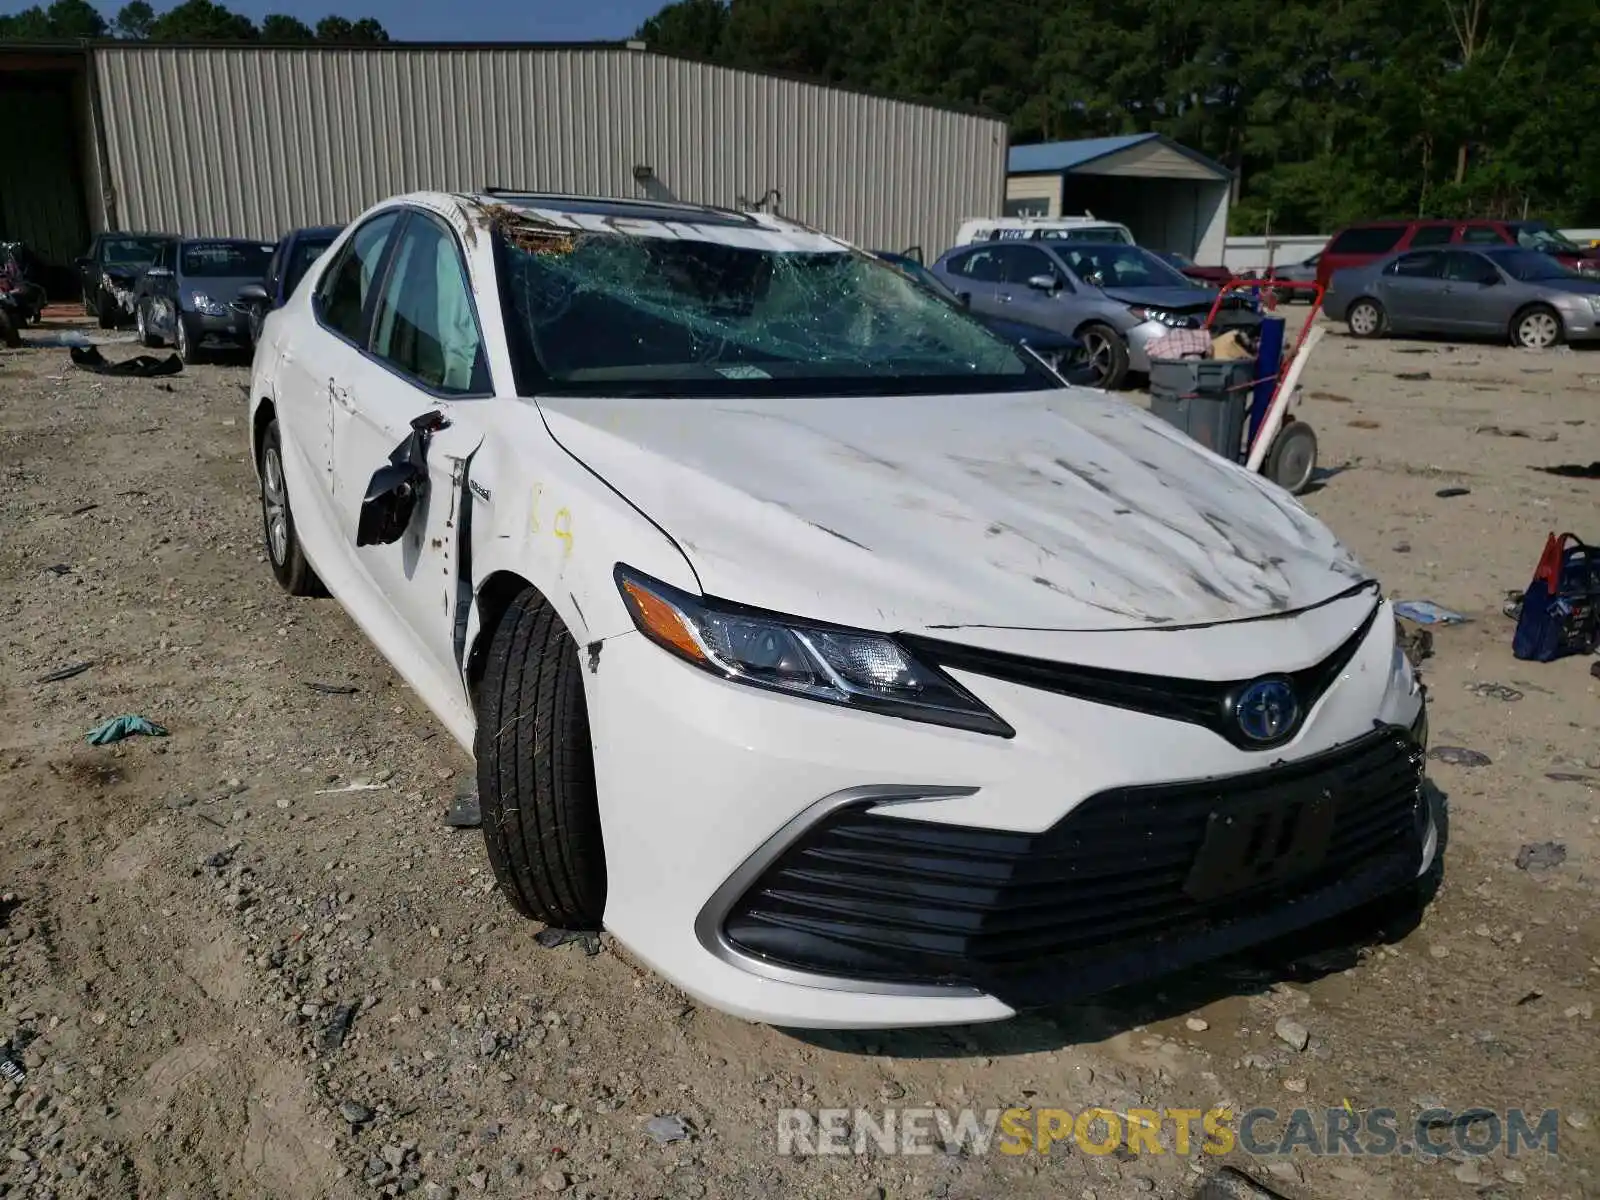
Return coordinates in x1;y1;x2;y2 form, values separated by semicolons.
1324;246;1600;349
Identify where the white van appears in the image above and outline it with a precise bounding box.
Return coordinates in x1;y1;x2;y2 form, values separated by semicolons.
954;215;1136;247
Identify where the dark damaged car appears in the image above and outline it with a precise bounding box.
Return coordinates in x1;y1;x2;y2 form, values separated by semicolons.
77;232;177;328
135;237;275;363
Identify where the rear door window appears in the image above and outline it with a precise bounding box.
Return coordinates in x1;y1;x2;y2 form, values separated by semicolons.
1442;251;1500;284
1407;225;1454;247
1385;251;1446;278
1329;227;1406;255
947;249;1005;283
314;212;401;344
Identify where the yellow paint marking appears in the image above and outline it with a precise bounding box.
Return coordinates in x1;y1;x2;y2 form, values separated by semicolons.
553;508;573;556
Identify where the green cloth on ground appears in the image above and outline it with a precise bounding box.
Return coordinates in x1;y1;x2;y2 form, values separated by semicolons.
85;715;169;745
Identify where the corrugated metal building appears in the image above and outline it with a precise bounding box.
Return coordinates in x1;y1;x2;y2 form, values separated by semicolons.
1006;134;1233;265
0;40;1007;296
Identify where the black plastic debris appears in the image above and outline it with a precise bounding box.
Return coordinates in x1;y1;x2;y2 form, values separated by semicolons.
69;344;182;377
303;681;359;695
535;928;601;956
1515;842;1567;872
1396;370;1433;381
1191;1166;1293;1199
69;503;98;516
444;779;481;829
317;1003;357;1053
46;563;71;575
1465;681;1523;702
1435;486;1471;498
1429;746;1491;767
36;661;91;683
1535;461;1600;479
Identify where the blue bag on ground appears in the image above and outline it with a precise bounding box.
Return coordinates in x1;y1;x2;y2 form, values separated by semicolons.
1512;532;1600;662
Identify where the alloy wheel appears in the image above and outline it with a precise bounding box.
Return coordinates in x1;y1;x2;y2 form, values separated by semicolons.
1517;311;1559;350
1349;303;1379;336
262;447;289;566
1082;330;1115;384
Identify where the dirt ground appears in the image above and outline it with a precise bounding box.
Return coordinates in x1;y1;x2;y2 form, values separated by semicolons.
2;319;1597;1200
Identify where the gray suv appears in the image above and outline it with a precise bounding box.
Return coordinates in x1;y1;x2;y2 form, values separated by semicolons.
931;241;1223;388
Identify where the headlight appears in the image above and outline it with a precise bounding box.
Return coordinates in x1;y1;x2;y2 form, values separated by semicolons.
1584;296;1600;315
190;293;227;316
614;565;1014;736
1127;306;1191;329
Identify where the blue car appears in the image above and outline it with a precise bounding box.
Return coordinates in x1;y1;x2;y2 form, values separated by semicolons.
871;250;1097;385
235;224;344;346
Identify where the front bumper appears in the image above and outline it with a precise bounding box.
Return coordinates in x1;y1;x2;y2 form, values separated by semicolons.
1124;319;1174;372
1553;302;1600;342
188;309;251;348
587;593;1434;1028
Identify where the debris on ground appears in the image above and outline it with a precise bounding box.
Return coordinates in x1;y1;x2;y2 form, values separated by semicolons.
535;928;602;956
1429;746;1491;767
444;776;481;828
1545;772;1598;784
1515;842;1567;872
303;680;360;695
643;1114;691;1145
1394;600;1468;625
317;1003;358;1053
36;660;92;683
1535;461;1600;479
1396;370;1432;381
1192;1165;1294;1199
1434;486;1470;497
69;344;183;377
85;713;169;745
313;780;389;794
1465;681;1523;702
1396;620;1433;666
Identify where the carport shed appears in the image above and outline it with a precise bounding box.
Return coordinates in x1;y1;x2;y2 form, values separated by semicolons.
1006;134;1232;265
0;40;1008;299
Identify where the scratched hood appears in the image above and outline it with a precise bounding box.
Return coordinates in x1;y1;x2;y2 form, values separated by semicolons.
538;389;1371;633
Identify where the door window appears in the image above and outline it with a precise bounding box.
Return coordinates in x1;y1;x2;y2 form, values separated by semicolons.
1460;225;1509;245
1442;251;1501;285
946;249;1005;283
1385;251;1445;278
1328;226;1405;255
315;212;401;343
369;213;490;395
994;244;1061;285
1406;225;1454;247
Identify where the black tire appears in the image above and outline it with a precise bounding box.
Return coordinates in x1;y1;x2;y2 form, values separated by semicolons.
259;419;322;597
1511;304;1562;351
175;311;205;364
135;301;160;349
474;587;606;930
1263;418;1318;495
1346;297;1385;339
96;292;118;329
1078;321;1131;389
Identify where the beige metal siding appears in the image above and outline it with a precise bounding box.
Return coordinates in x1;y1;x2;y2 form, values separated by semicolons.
92;45;1004;256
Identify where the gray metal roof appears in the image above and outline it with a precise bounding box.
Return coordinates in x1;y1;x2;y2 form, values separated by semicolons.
1008;134;1230;179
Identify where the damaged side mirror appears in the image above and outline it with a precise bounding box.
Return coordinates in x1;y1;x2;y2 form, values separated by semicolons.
355;409;450;547
357;462;426;546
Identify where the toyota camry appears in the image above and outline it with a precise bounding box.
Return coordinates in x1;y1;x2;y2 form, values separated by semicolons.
247;191;1435;1029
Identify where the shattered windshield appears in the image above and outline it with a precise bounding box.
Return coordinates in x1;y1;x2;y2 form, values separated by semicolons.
1057;244;1192;290
493;207;1046;397
1512;223;1579;253
100;237;166;266
181;241;274;278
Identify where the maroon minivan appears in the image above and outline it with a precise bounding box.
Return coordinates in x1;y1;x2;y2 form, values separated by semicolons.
1317;219;1600;289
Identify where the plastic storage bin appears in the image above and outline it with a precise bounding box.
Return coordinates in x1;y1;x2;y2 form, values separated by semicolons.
1148;358;1255;460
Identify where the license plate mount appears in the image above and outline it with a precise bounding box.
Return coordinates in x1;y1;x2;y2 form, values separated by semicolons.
1184;790;1337;903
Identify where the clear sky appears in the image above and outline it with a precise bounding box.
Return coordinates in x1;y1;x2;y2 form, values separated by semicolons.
0;0;664;41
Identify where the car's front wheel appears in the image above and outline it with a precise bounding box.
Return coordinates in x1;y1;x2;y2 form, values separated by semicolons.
474;587;607;930
135;301;160;348
1078;322;1131;389
1346;298;1386;338
175;312;204;364
1512;305;1562;350
259;418;322;596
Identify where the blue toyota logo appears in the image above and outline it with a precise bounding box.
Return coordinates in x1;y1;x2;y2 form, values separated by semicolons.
1235;678;1300;743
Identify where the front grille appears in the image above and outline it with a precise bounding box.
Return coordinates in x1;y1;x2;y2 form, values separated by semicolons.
720;728;1423;1009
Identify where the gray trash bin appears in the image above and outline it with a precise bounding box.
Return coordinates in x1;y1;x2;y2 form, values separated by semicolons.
1148;358;1256;461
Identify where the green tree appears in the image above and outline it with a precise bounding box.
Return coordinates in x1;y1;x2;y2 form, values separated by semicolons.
636;0;728;61
315;15;388;42
0;0;108;38
114;0;155;37
148;0;259;39
261;13;315;40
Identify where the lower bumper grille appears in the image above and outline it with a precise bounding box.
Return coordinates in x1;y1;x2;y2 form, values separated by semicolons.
720;728;1425;1009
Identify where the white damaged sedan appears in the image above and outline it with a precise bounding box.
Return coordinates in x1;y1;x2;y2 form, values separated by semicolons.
248;191;1435;1029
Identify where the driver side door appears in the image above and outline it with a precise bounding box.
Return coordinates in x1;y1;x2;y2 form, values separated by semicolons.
330;209;493;713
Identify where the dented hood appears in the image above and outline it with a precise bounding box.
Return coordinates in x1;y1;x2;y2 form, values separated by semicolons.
538;389;1371;633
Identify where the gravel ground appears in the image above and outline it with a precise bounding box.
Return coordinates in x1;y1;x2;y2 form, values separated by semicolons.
1;322;1597;1200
